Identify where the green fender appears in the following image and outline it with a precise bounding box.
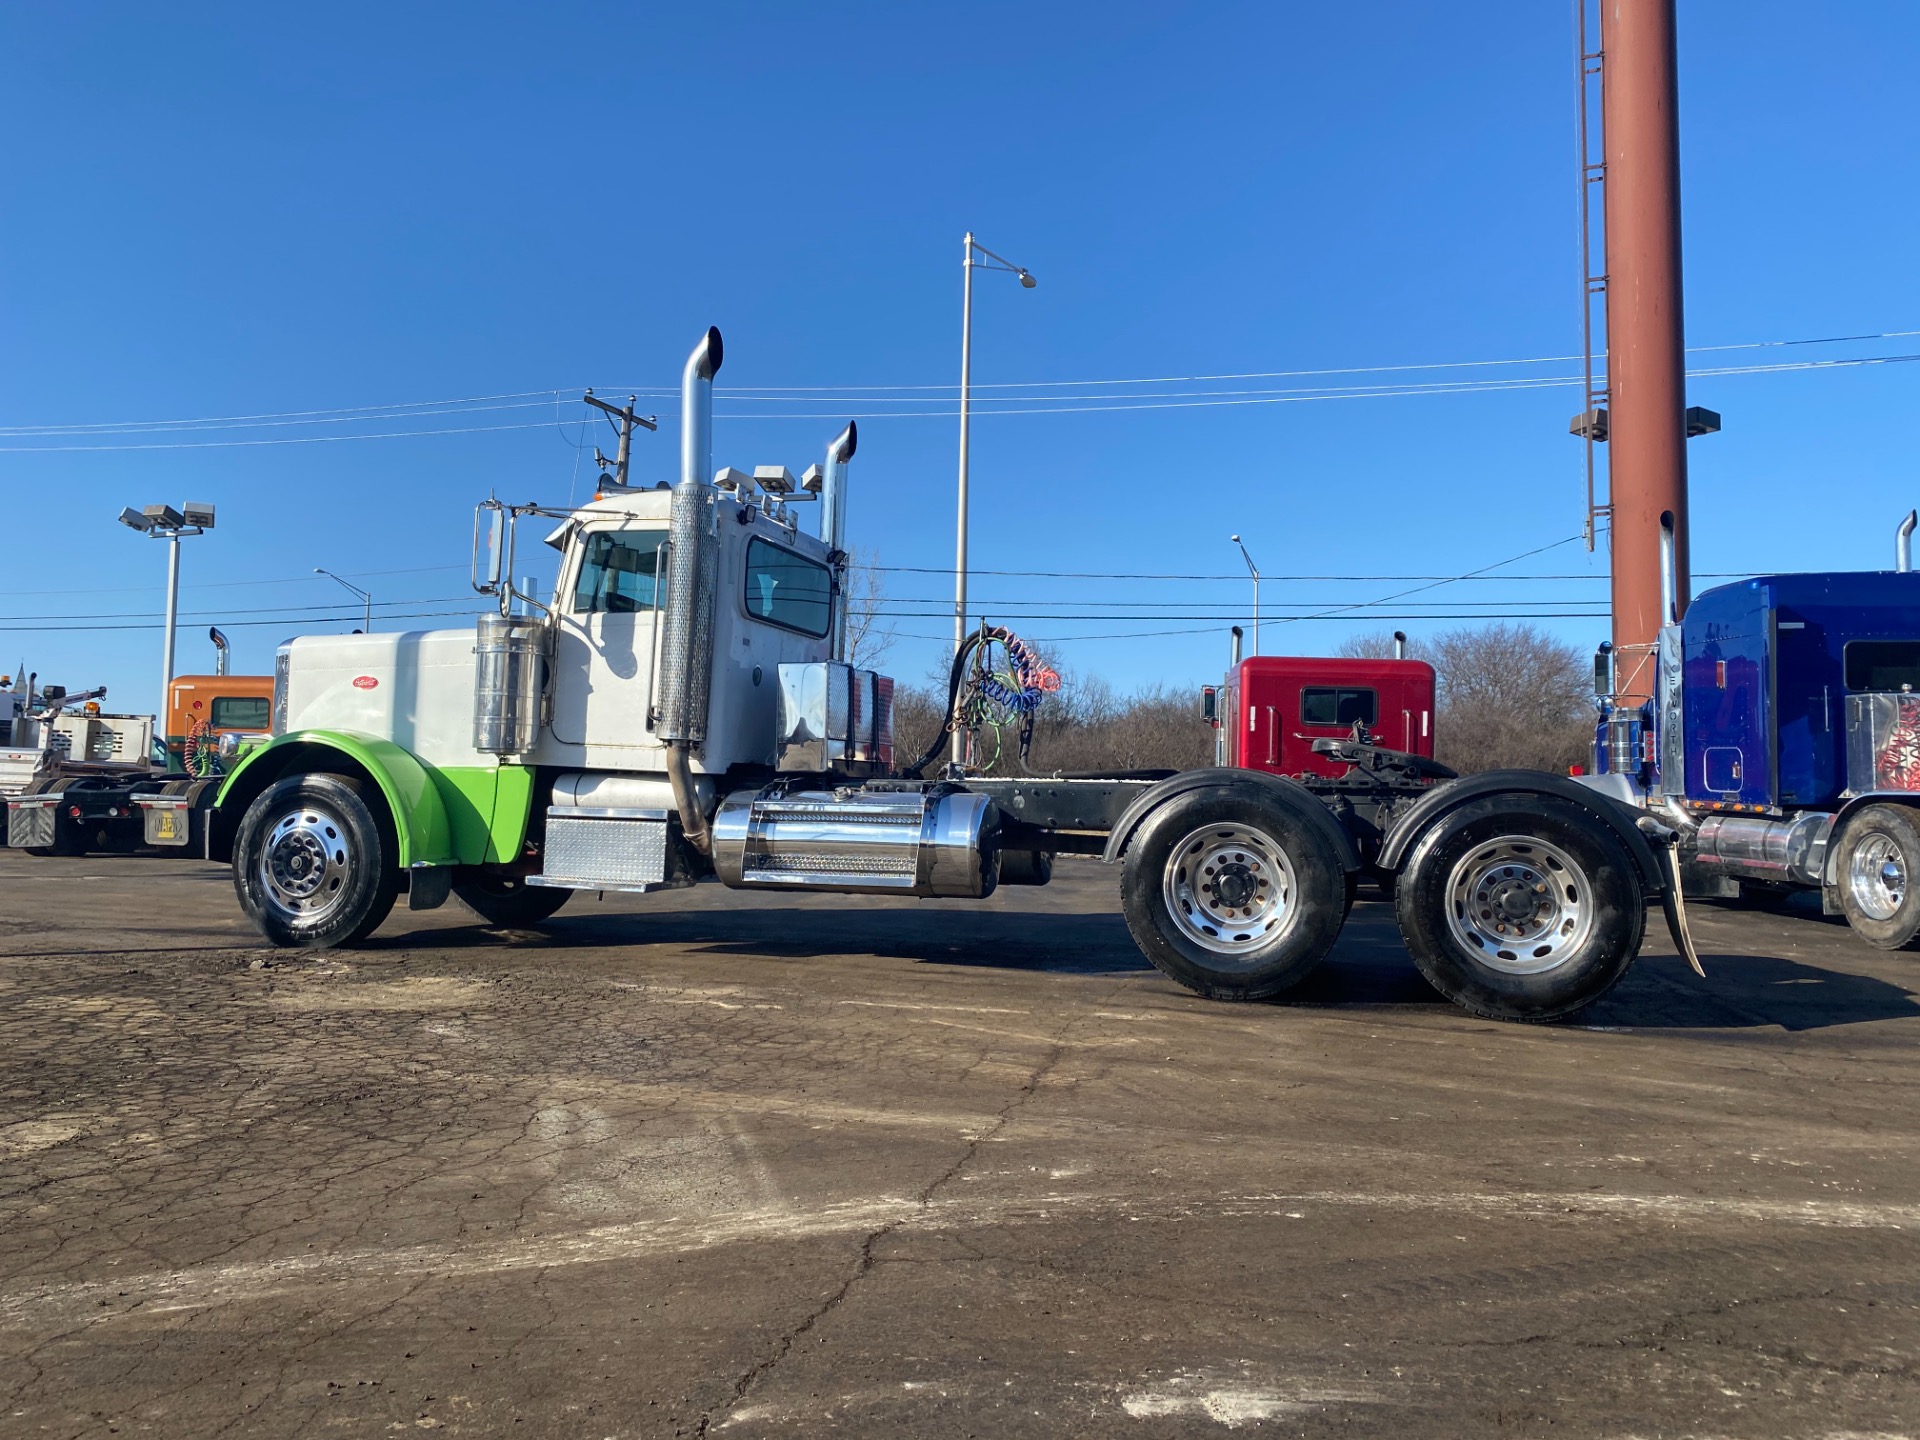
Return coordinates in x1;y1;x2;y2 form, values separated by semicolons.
216;730;475;868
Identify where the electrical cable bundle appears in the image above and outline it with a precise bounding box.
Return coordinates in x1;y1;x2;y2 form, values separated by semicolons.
182;716;217;778
898;622;1059;779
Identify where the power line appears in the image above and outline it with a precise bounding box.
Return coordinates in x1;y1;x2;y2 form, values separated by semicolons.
1;608;1611;637
3;596;478;623
0;418;568;454
0;608;482;634
0;564;470;599
1;326;1913;450
645;326;1920;393
0;389;570;436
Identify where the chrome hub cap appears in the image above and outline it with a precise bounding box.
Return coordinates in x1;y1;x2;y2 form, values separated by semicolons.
258;805;353;920
1847;832;1906;922
1163;823;1300;965
1444;835;1593;975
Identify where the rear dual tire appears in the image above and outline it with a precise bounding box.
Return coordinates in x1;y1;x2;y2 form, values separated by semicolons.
1394;795;1643;1023
1121;786;1348;1001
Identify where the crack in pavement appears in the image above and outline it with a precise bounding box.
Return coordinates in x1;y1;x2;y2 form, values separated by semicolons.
695;1036;1071;1435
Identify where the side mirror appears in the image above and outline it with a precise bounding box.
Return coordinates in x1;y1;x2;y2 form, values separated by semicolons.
1593;642;1613;700
1201;685;1219;724
473;504;506;594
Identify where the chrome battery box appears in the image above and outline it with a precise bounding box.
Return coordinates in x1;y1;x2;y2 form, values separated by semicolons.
776;662;894;776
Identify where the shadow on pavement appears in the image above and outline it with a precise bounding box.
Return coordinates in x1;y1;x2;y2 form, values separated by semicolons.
396;896;1920;1032
1588;951;1920;1032
405;903;1157;976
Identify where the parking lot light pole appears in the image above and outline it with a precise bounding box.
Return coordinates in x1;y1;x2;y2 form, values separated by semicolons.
315;568;373;633
118;503;215;701
1231;534;1261;656
954;231;1037;763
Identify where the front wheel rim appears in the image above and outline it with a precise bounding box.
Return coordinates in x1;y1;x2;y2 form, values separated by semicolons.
1443;834;1594;975
1847;831;1906;922
1162;822;1301;965
257;804;354;922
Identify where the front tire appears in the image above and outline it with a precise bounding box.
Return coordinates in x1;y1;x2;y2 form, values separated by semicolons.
1121;786;1349;1001
1835;804;1920;950
1394;795;1644;1023
453;870;571;927
233;774;399;948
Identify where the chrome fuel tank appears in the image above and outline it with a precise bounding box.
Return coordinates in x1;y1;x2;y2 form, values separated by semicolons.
712;785;1000;898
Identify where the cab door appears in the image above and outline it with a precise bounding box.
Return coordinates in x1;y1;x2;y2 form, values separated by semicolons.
550;526;669;759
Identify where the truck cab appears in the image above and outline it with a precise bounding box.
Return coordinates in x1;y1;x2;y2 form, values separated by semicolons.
1222;655;1436;780
1593;561;1920;949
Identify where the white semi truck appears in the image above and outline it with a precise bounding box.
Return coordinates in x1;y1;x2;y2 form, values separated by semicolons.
209;328;1695;1023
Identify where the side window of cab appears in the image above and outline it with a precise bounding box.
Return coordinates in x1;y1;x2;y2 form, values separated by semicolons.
743;538;831;637
573;531;667;614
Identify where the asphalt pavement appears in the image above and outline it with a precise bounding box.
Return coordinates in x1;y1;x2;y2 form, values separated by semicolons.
2;850;1916;1438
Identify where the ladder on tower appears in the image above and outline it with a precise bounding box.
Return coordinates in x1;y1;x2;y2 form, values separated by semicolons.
1575;0;1610;551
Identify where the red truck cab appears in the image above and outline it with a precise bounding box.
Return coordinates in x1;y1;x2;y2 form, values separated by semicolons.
1220;656;1437;779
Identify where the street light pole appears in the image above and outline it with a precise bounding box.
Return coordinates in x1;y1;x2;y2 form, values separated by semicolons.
1231;534;1261;656
953;231;1037;764
315;568;373;633
162;533;182;695
118;502;215;706
955;231;975;678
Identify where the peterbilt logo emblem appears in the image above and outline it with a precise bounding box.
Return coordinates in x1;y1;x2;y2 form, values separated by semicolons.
352;676;379;690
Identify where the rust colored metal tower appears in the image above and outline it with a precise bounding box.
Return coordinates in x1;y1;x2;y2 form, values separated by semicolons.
1601;0;1691;703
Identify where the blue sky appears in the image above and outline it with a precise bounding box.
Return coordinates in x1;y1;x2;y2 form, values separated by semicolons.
2;2;1916;712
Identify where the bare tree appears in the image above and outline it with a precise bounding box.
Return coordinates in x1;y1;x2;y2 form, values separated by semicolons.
841;548;896;670
1335;629;1421;660
1425;622;1595;775
1331;624;1593;772
890;658;1212;777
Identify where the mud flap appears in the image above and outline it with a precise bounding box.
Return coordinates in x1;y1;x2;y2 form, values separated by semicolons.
1657;842;1706;978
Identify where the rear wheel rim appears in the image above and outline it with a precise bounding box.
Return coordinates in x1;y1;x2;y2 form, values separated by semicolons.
1444;834;1594;975
1163;823;1300;965
1847;831;1906;922
258;804;354;923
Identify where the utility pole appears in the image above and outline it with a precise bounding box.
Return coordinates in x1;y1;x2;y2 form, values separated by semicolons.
584;390;658;489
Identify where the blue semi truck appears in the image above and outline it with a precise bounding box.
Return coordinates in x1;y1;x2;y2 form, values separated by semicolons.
1588;517;1920;948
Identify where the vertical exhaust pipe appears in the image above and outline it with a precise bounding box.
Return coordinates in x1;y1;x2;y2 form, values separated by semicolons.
1393;630;1408;660
209;626;230;676
1659;511;1678;626
1898;510;1916;572
662;327;725;853
1229;625;1243;668
822;421;859;661
680;327;721;488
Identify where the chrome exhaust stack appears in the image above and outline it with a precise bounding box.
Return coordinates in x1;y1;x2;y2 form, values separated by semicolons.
660;327;725;852
209;626;231;677
1658;511;1679;625
1393;630;1408;660
679;326;721;491
821;421;859;660
1898;510;1916;572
